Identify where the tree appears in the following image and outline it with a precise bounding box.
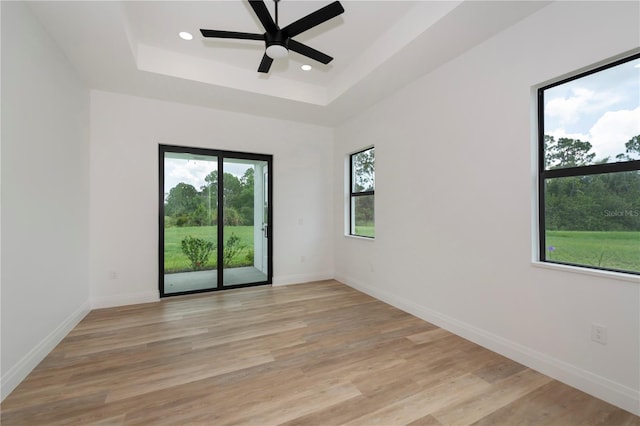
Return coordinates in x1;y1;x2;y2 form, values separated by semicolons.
237;168;255;225
614;135;640;162
200;170;219;224
353;148;375;191
199;169;254;226
166;166;260;228
223;172;242;207
544;136;595;169
543;134;640;232
165;183;199;218
625;134;640;159
191;204;209;226
240;167;254;188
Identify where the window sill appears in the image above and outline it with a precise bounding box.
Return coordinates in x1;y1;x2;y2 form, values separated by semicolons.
345;234;375;241
531;261;639;284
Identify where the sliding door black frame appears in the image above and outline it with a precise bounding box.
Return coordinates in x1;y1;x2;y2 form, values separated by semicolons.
159;144;273;298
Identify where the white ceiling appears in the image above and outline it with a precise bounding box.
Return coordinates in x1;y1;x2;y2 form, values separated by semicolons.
27;1;550;126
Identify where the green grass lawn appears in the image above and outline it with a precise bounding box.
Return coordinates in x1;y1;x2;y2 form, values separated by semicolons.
166;227;637;274
545;231;639;273
354;225;375;238
164;225;255;273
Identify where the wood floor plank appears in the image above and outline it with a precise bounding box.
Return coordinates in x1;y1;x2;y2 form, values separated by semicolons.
406;327;455;344
1;280;637;425
342;373;491;426
471;355;528;384
407;414;444;426
431;368;552;425
471;380;640;425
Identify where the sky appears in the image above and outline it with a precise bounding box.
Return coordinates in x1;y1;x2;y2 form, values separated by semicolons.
164;157;252;197
544;56;640;162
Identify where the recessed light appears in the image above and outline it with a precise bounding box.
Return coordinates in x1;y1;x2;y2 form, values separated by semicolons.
179;31;193;41
301;64;312;71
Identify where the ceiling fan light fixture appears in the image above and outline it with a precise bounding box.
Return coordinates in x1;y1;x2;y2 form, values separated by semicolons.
266;44;288;59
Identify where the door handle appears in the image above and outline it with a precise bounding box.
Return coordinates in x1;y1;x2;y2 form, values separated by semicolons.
262;224;269;239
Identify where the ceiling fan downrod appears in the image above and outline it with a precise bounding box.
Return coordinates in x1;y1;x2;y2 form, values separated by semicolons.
266;0;288;59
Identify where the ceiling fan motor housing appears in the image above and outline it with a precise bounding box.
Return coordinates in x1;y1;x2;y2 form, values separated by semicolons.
265;31;289;58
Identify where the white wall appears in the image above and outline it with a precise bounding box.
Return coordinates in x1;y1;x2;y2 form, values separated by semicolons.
89;91;334;307
1;1;90;399
334;1;640;415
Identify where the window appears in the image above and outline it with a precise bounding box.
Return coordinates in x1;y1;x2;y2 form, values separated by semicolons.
538;52;640;275
350;147;375;238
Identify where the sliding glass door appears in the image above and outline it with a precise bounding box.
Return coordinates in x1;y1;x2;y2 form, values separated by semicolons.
161;150;219;294
159;145;272;297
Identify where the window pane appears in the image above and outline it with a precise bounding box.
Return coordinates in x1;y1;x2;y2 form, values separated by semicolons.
163;152;218;294
352;148;375;192
543;56;640;170
352;195;375;237
544;171;640;273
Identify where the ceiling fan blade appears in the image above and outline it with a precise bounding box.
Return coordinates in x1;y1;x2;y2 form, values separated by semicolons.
249;0;277;33
282;1;344;38
288;39;333;64
258;53;273;73
200;29;264;40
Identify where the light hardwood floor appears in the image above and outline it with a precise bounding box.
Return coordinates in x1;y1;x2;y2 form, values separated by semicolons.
2;280;638;425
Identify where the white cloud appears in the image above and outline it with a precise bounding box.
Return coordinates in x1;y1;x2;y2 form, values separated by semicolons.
545;88;593;124
547;128;591;144
548;107;640;161
589;107;640;160
163;159;255;197
545;87;623;125
165;159;216;194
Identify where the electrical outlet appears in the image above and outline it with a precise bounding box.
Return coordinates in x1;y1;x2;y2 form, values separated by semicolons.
591;324;607;345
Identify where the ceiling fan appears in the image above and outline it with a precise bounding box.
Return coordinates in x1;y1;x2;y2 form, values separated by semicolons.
200;0;344;73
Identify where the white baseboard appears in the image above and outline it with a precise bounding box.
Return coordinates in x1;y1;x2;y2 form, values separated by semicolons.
272;271;334;287
335;273;640;416
1;301;91;401
91;291;159;309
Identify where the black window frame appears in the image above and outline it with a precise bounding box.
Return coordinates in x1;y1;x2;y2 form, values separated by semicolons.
537;52;640;276
349;146;375;238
